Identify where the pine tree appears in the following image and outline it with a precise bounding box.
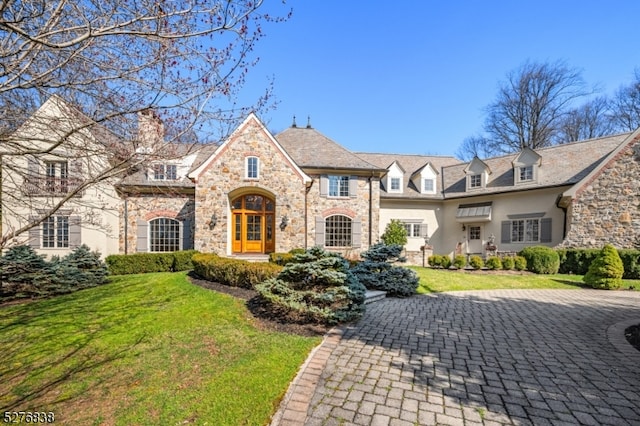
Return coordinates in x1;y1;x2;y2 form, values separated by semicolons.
351;243;419;297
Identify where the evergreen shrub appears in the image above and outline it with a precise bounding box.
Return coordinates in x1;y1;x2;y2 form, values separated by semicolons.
269;249;305;266
256;247;366;324
519;246;559;274
351;243;419;297
440;255;452;269
514;256;527;271
428;254;443;268
619;250;640;279
0;245;109;300
469;255;483;270
485;256;502;270
453;255;467;269
105;250;198;275
192;253;282;289
501;256;515;270
380;219;408;246
557;249;600;275
583;244;624;289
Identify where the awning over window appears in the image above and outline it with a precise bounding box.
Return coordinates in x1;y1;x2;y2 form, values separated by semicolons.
456;202;492;223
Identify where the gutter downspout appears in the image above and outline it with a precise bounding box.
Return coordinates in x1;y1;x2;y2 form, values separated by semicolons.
305;182;312;249
124;197;129;254
368;174;373;246
556;195;568;239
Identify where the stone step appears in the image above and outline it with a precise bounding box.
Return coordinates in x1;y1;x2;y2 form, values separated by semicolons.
365;290;386;304
228;254;270;262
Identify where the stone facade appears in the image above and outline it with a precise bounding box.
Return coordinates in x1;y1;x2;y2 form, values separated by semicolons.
305;175;380;256
561;134;640;248
193;117;308;254
120;192;195;253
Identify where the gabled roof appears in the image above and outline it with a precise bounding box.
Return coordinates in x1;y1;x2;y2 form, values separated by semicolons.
464;156;491;175
276;126;385;173
189;113;311;183
356;152;462;199
559;128;640;206
442;132;631;198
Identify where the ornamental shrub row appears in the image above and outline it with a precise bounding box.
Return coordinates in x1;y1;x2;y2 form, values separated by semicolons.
105;250;199;275
428;254;526;271
192;253;282;289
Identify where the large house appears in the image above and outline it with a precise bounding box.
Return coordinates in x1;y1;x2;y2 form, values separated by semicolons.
3;97;640;263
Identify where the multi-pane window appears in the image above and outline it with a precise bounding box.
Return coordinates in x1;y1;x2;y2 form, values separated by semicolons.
402;223;422;238
328;175;349;197
511;219;539;243
519;166;533;182
390;177;401;191
325;215;352;247
45;161;69;193
153;164;177;180
149;218;180;252
42;216;69;248
246;156;259;179
423;178;434;193
469;226;481;240
469;174;482;188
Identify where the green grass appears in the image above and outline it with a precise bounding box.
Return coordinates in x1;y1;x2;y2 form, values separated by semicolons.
411;266;640;293
0;272;321;425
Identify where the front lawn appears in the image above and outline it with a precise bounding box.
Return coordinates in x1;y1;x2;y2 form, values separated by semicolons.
0;272;321;425
411;267;640;293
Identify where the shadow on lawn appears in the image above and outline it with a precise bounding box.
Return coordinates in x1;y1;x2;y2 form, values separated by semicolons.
0;286;154;411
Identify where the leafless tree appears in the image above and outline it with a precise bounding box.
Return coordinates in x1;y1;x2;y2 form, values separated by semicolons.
556;96;614;143
0;0;289;247
609;68;640;132
455;135;491;161
467;60;590;157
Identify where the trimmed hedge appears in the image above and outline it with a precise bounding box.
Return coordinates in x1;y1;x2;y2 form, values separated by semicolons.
453;255;467;269
192;253;282;289
519;246;559;274
485;256;502;270
105;250;198;275
468;255;483;270
269;248;306;266
558;248;640;279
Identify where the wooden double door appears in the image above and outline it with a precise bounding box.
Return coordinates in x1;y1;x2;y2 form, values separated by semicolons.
231;194;275;254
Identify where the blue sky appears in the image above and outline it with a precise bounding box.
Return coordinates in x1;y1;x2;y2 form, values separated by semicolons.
237;1;640;158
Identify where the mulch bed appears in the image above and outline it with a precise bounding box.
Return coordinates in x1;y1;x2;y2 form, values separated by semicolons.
187;273;331;337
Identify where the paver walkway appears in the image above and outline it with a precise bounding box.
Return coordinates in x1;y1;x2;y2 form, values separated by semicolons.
271;289;640;425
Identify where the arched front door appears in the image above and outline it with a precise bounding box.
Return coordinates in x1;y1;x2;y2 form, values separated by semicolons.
231;194;275;254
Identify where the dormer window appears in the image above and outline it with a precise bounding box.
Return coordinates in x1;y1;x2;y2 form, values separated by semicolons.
513;147;541;185
153;164;177;180
390;177;401;192
519;165;534;182
246;156;259;179
469;174;482;188
423;178;434;193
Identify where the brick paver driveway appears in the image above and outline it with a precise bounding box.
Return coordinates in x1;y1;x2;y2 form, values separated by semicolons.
273;289;640;426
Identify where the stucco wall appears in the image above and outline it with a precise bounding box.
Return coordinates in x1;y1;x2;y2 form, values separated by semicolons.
561;136;640;248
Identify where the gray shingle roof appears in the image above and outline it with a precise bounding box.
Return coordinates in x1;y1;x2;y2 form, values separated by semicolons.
356;152;462;199
442;132;631;198
276;126;385;172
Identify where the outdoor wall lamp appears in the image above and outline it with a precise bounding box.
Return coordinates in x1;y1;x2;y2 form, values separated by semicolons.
280;215;289;230
462;224;466;232
209;213;218;229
